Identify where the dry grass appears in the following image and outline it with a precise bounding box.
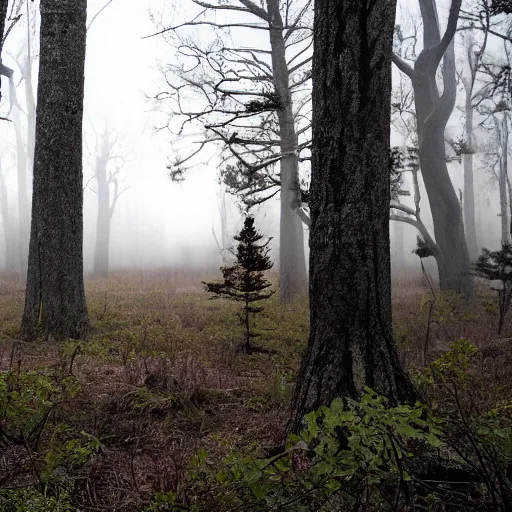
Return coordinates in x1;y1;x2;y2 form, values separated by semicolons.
0;268;511;510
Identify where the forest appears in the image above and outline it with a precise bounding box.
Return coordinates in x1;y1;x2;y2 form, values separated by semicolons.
1;0;512;510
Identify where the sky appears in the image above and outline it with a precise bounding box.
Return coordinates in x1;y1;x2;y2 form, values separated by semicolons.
83;0;238;271
0;0;508;274
0;0;257;273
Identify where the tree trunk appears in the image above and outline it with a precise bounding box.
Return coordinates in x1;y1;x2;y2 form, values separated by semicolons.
279;173;307;303
21;0;89;341
495;114;510;244
0;169;16;272
0;1;6;51
412;0;472;296
8;78;30;278
463;88;479;259
392;213;406;274
502;114;509;243
499;154;509;245
267;0;308;304
93;152;111;278
288;0;415;434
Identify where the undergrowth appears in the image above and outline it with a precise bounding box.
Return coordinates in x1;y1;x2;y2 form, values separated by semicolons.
0;271;510;511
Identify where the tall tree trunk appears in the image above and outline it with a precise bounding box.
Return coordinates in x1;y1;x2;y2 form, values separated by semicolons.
495;114;510;244
93;150;111;278
0;168;16;272
499;155;509;245
8;78;30;277
413;0;472;296
288;0;415;434
267;0;308;304
392;212;406;273
0;0;6;51
463;88;479;259
21;0;89;341
393;1;472;295
502;114;509;243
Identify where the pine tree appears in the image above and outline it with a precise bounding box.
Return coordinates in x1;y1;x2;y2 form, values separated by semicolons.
472;243;512;334
204;215;274;354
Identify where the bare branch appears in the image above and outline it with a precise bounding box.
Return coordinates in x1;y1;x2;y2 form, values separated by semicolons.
392;53;414;77
87;0;117;31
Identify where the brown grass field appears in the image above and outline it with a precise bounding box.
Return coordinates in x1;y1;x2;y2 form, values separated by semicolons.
0;269;511;510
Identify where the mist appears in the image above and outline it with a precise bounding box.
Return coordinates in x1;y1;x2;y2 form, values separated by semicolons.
0;0;508;281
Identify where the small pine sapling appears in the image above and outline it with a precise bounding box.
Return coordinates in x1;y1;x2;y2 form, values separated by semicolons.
472;243;512;334
203;215;274;354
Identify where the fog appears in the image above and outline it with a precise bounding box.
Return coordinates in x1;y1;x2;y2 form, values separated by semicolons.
0;0;508;278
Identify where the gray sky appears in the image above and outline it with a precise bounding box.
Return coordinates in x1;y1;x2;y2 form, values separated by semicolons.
0;0;508;272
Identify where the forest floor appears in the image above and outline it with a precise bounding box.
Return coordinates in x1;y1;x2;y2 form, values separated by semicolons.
0;269;511;511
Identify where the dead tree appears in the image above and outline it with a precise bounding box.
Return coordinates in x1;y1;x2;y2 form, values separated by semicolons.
0;0;23;110
6;79;29;276
152;0;311;303
212;187;235;265
393;0;473;296
476;38;512;243
495;112;510;243
390;147;443;269
457;0;512;257
0;161;15;272
1;2;38;276
87;122;129;278
458;25;489;258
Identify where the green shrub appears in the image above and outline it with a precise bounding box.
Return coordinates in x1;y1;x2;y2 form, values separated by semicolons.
417;339;512;508
0;488;73;512
183;389;442;511
0;369;79;449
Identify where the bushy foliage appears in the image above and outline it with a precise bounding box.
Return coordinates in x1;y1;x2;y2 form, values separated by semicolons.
417;339;512;508
172;389;442;511
0;368;79;449
0;367;101;510
145;341;512;511
389;145;417;201
419;290;468;325
413;236;436;259
0;488;73;512
491;0;512;15
472;243;512;333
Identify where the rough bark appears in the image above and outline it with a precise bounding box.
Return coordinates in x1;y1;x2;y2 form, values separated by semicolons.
0;0;6;53
267;0;308;304
0;167;16;272
410;0;472;295
0;0;8;104
0;0;6;39
21;0;89;341
287;0;415;434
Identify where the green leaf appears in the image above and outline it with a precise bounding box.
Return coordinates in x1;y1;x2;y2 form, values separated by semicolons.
424;433;441;447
